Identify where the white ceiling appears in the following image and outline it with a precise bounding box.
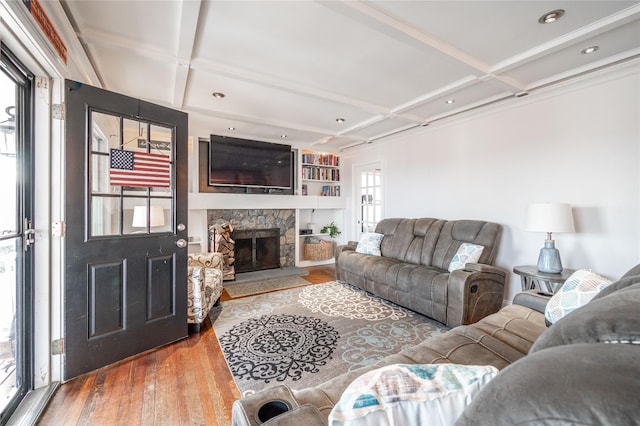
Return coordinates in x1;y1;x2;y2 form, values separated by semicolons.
60;0;640;152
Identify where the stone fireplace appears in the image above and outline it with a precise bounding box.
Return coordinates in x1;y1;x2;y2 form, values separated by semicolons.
207;209;296;270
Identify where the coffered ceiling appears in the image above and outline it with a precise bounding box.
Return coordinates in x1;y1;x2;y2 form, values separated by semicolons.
59;1;640;152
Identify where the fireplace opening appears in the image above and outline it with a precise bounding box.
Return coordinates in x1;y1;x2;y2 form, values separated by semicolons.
233;228;280;273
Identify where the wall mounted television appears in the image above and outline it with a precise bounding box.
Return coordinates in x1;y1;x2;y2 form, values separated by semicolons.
208;134;292;189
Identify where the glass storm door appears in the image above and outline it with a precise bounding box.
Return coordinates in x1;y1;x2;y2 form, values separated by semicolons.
64;80;188;380
0;46;33;423
356;165;382;238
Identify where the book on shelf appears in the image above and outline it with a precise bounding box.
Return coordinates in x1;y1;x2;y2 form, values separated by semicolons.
301;152;340;167
302;166;340;181
320;185;340;197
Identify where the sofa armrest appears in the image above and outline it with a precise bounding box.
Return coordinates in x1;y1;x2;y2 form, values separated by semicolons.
336;241;357;252
446;264;506;327
188;252;224;271
512;290;551;314
335;242;357;261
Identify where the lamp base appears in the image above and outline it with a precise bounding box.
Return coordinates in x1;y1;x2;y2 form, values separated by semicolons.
537;240;563;274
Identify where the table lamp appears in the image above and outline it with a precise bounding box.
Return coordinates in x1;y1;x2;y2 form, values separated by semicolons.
525;203;575;273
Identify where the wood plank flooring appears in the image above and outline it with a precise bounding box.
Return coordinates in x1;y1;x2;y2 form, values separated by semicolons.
37;265;336;426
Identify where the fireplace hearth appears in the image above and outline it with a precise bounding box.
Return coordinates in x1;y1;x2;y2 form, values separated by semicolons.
233;228;280;273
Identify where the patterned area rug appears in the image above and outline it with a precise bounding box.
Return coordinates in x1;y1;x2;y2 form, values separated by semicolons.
211;281;449;395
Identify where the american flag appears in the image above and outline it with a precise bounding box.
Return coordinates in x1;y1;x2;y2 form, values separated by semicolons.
109;149;171;188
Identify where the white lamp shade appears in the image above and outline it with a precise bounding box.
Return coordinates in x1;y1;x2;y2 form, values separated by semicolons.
525;203;575;233
132;205;165;228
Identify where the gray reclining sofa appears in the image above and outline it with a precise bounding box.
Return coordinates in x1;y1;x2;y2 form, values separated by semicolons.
336;218;506;327
232;264;640;425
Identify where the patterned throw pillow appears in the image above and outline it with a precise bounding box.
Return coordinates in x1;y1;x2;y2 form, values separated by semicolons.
329;363;499;426
545;269;612;325
355;233;384;256
448;243;484;272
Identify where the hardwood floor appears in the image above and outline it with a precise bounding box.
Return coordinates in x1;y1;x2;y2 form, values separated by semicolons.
37;265;336;426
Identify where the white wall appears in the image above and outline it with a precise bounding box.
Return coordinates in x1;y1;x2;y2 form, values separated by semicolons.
342;64;640;300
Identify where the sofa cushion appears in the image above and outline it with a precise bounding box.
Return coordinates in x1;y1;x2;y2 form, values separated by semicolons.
531;282;640;353
456;343;640;426
591;268;640;300
329;364;498;426
355;233;384;256
448;243;484;272
544;269;611;324
431;221;501;270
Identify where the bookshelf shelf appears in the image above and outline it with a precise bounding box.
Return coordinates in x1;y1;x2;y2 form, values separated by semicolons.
301;150;341;197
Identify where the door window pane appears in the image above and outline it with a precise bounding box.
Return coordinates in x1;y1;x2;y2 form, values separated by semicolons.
91;196;121;237
91;112;119;153
150;124;172;161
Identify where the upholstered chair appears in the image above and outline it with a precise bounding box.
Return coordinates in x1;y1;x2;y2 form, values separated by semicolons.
187;252;224;332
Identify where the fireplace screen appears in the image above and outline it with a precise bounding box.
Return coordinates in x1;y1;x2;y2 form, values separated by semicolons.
233;228;280;273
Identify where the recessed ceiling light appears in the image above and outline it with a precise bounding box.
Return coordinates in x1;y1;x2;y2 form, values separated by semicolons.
336;118;346;123
445;99;455;105
228;127;235;131
538;9;564;24
581;46;599;55
280;134;287;138
212;92;225;98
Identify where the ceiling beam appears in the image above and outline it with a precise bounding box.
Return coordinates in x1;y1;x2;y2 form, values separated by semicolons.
172;0;202;108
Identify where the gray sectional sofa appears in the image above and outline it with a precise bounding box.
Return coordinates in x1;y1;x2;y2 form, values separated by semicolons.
231;264;640;426
336;218;506;327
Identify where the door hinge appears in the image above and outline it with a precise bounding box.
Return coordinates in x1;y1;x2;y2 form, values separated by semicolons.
53;103;64;120
51;338;64;355
52;221;65;237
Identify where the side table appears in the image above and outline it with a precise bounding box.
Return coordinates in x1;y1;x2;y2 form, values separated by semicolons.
513;265;576;294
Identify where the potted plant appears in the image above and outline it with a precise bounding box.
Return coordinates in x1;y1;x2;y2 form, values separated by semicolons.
321;222;341;239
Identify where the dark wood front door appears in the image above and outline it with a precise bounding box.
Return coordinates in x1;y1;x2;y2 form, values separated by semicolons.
63;80;188;380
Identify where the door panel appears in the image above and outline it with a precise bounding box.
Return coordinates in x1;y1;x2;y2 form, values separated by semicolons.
147;254;175;321
88;260;125;337
64;80;188;380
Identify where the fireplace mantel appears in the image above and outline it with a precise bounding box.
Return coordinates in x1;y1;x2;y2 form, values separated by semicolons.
188;192;345;210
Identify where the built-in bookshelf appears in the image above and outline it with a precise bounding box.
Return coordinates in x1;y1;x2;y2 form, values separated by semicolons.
301;150;340;197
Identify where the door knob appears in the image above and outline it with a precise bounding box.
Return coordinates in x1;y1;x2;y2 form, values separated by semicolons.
176;239;187;248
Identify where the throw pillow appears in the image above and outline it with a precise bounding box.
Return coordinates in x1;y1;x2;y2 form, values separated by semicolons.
544;269;612;325
355;233;384;256
448;243;484;272
328;363;499;426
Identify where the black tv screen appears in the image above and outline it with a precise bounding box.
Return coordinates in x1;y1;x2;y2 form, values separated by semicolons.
209;135;292;189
